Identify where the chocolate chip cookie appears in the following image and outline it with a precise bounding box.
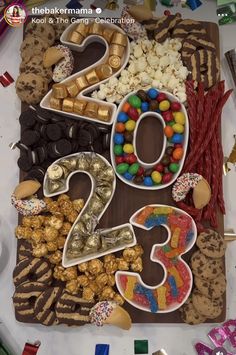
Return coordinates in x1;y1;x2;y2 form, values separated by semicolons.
16;73;48;104
20;35;49;63
20;56;52;84
25;22;55;46
194;273;226;299
191;250;224;280
180;297;206;325
192;290;223;319
196;229;226;258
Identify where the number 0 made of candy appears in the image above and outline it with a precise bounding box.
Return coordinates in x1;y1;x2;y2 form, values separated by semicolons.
111;89;189;189
115;205;197;313
40;21;130;126
43;152;136;267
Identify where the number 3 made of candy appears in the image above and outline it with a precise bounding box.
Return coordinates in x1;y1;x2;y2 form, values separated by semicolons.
40;21;130;126
115;205;197;313
111;88;189;189
43;152;136;267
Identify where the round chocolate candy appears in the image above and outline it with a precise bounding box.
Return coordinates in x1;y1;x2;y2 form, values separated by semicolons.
147;88;158;100
171;101;181;111
165;146;174;156
114;133;124;145
137;89;148;102
141;102;149;112
169;163;179;173
128;95;142;109
116;156;124;164
133;175;144;184
171;133;183;144
128;163;139;175
149;100;159;111
144;176;153;186
172;123;184;134
161;154;170;166
127;107;139;121
155;163;164;172
124;153;137;164
114;144;123;155
124;132;133;143
123;144;134;154
124;172;133;180
117;112;128;123
151;171;162;184
137;167;144;176
116;163;129;175
144;168;153;177
159;100;170;111
162;172;173;183
125;120;136;132
157;93;167;102
174;112;185;125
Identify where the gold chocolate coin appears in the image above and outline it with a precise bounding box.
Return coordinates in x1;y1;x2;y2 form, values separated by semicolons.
48;164;64;180
108;55;121;70
96;64;113;80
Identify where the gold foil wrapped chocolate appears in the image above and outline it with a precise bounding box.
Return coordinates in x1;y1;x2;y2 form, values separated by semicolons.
80;213;98;234
50;96;62;110
76;76;89;92
98;106;111;122
88;194;104;216
96;64;113;80
103;27;115;43
84;102;99;118
97;166;114;183
83;234;101;254
111;32;127;47
48;164;64;180
95;185;113;203
74;99;87;115
69;233;84;251
77;154;92;171
118;227;134;243
47;180;63;193
60;157;78;171
89;23;103;36
66;81;79;97
73;221;89;237
62;98;74;113
86;70;100;85
109;44;125;58
52;84;68;99
75;23;89;37
108;55;121;70
69;31;84;44
89;156;106;175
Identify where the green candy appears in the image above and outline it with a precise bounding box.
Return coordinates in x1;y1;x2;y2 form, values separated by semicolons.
116;163;129;174
128;162;140;175
167;120;175;127
128;95;142;108
114;144;123;155
169;163;180;173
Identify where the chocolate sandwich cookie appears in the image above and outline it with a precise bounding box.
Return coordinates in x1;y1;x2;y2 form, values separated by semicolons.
78;128;93;147
24;166;46;183
35;146;48;164
48;139;72;158
65;123;79;139
102;132;111;150
27;149;40;166
19;109;37;128
93;138;103;154
50;114;66;123
17;155;33;172
13;257;52;287
46;123;63;141
71;140;80;152
56;291;94;326
13;281;46;322
34;287;63;326
21;129;40;146
33;106;52;124
39;124;48;140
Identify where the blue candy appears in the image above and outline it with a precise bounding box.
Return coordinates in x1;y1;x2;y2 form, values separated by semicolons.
134;284;158;313
114;133;124;145
141;102;149;112
148;88;159;100
171;133;183;144
117;111;128;123
124;172;133;180
186;230;194;243
168;275;178;298
144;177;153;186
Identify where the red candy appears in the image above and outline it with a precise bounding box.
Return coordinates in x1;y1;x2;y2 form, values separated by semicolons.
120;275;128;289
174;143;183;149
157;93;167;102
116;156;124;164
128;107;139;121
171;101;181;111
162;111;173;122
137;166;145;176
162;172;173;183
124;153;137;164
155;163;164;173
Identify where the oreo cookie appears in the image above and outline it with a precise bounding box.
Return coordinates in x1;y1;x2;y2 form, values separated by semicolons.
35;146;47;163
21;129;40;146
65;123;79;139
46;124;63;141
48;139;72;158
33;106;52;123
93;138;103;154
24;166;46;183
39;125;48;140
19;110;37;128
102;132;111;150
17;155;32;172
78;128;92;147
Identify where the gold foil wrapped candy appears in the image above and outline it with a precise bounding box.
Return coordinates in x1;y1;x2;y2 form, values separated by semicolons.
87;194;105;216
96;64;113;80
52;84;68;99
73;221;88;236
69;233;84;251
62;98;74;113
98;106;111;122
50;97;62;110
86;70;100;85
108;55;121;70
60;157;77;171
89;156;106;175
84;102;99;118
97;166;114;183
83;233;101;254
69;30;84;44
95;185;113;203
89;23;103;36
48;164;64;180
66;81;79;97
77;154;91;171
74;99;87;115
80;213;98;234
76;76;89;92
117;227;134;243
111;32;127;47
103;27;115;43
75;23;89;37
109;44;125;58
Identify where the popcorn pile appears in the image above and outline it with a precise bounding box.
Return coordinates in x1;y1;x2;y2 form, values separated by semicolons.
92;38;189;104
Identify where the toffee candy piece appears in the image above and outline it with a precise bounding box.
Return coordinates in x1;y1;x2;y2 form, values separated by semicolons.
13;257;52;287
21;129;40;146
46;123;63;141
19;110;37;128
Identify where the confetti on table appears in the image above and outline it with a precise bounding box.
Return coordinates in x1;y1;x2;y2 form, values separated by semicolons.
134;340;149;354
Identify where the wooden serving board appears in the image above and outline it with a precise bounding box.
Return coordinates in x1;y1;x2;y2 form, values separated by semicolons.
18;20;225;323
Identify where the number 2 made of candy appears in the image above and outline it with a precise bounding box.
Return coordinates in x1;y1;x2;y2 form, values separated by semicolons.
115;205;197;313
111;88;189;190
40;21;130;126
43;152;136;268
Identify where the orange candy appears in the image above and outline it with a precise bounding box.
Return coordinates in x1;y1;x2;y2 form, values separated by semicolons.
116;122;125;133
173;148;184;160
164;126;174;138
123;102;131;112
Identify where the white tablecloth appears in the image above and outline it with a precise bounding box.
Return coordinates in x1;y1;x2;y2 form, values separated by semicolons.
1;1;236;354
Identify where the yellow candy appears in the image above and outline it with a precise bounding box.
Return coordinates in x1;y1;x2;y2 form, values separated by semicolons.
125;120;136;132
153;207;173;214
168;266;183;287
172;123;184;134
124;276;137;300
174;112;185;125
171;227;180;248
123;143;134;154
156;286;167;310
137;108;141;114
159;100;170;111
151;171;162;184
